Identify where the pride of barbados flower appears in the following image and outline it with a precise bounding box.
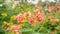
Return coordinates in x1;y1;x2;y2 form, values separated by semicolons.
14;11;43;24
36;13;43;22
29;18;35;24
17;15;24;23
11;25;22;31
14;13;25;23
24;12;31;18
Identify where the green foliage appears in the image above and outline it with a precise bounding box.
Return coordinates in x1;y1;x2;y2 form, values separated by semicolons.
0;0;60;34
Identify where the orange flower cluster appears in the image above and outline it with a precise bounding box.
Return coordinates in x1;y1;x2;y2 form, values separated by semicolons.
2;24;22;33
14;10;44;24
48;5;60;12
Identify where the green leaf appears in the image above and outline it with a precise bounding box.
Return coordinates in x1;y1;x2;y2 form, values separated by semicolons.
32;32;41;34
20;28;33;32
39;27;50;34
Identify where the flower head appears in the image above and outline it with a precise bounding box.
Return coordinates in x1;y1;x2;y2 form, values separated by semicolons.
24;12;29;17
11;25;22;31
29;18;35;24
17;15;24;23
36;13;43;22
1;12;7;17
56;5;60;9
